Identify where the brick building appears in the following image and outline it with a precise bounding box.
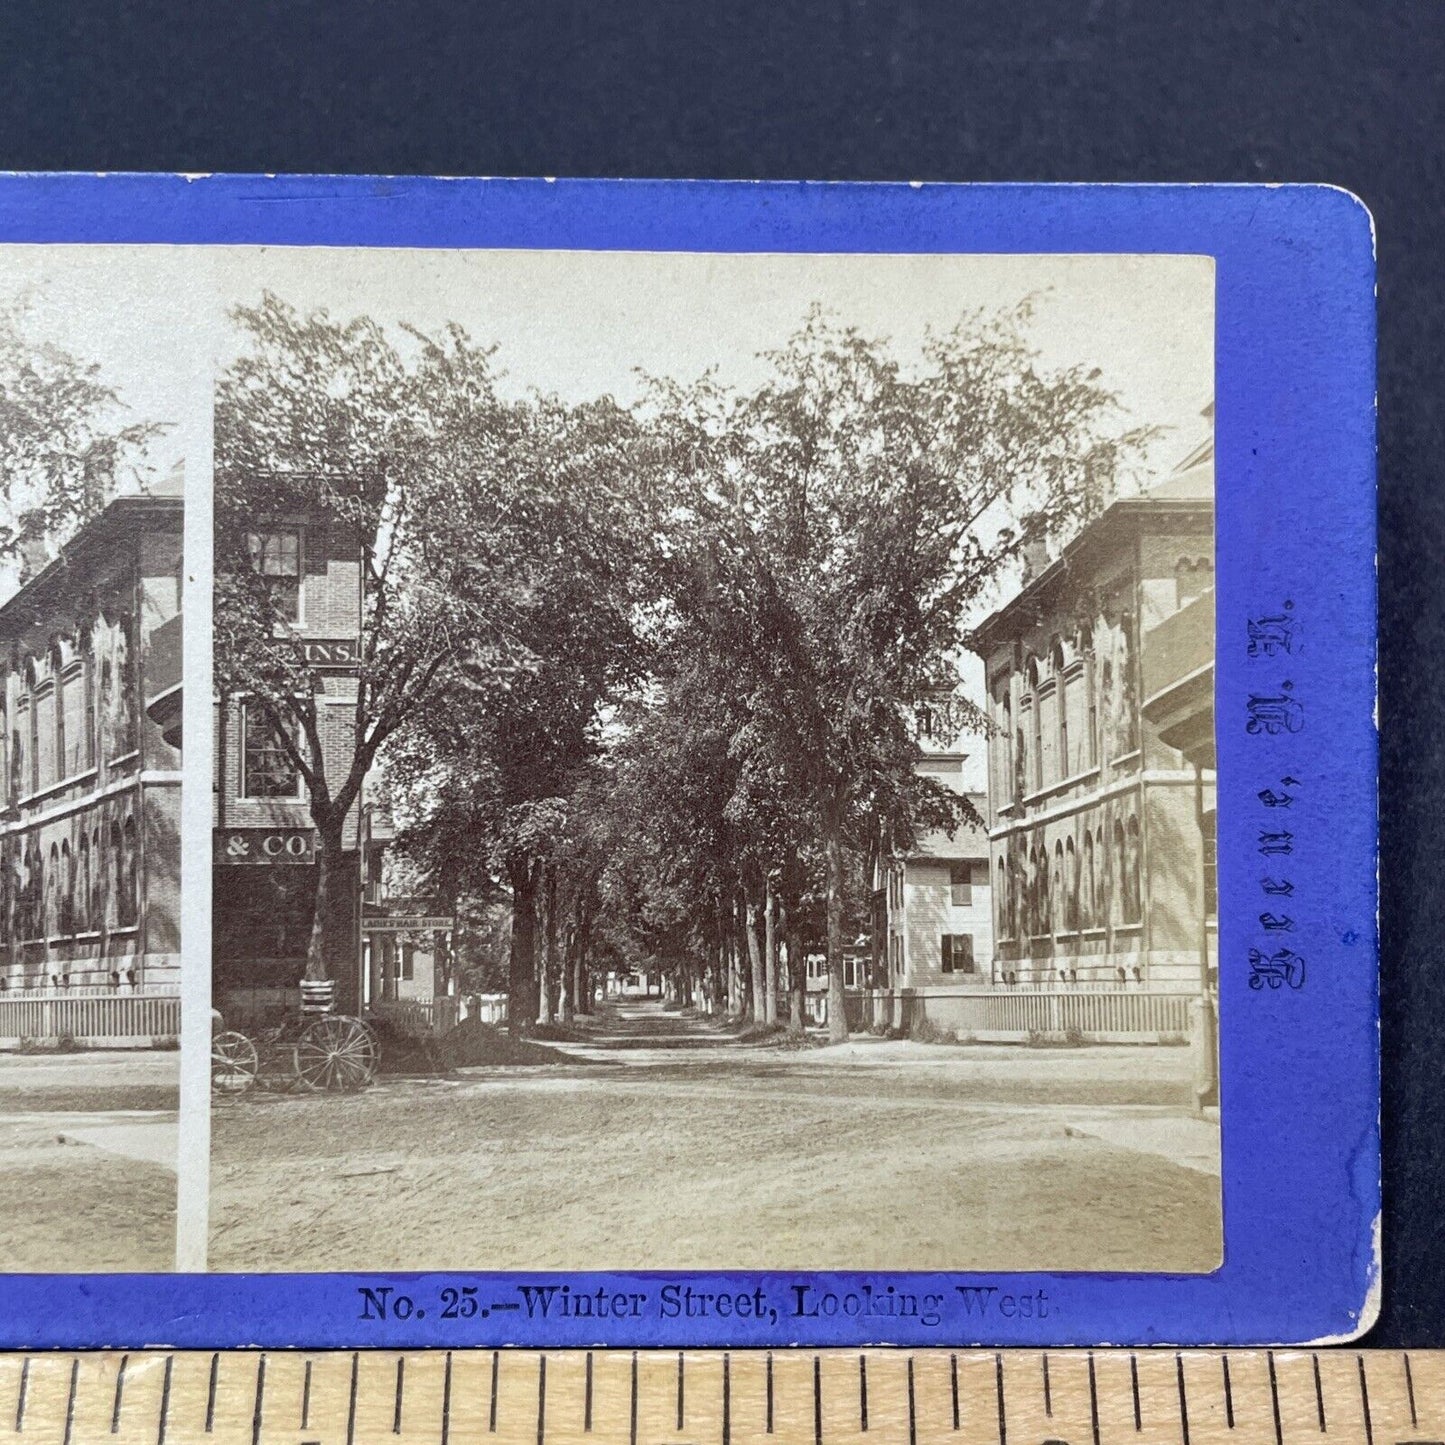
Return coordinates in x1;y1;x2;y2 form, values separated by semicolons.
0;486;183;1030
212;514;371;1022
969;445;1215;994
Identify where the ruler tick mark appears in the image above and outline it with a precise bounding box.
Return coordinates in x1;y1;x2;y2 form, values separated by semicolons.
1176;1352;1191;1445
252;1355;266;1445
1088;1352;1100;1445
1268;1352;1283;1445
1357;1355;1373;1445
630;1353;638;1445
489;1351;499;1433
62;1358;78;1445
346;1353;359;1445
1130;1354;1142;1432
995;1353;1006;1445
722;1353;731;1445
157;1355;173;1445
1313;1354;1326;1432
766;1352;774;1435
394;1356;405;1435
442;1352;453;1445
1043;1354;1052;1417
678;1351;685;1432
1405;1353;1418;1428
860;1355;869;1432
16;1356;28;1432
813;1356;822;1445
1222;1355;1235;1429
583;1353;592;1433
950;1354;959;1432
205;1353;218;1433
537;1355;547;1445
112;1353;129;1434
907;1356;917;1445
301;1359;312;1431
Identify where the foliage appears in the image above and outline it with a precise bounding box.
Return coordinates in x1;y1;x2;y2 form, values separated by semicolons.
0;304;160;567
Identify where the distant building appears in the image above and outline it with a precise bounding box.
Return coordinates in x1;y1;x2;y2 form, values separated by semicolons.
212;513;372;1021
359;798;454;1013
872;697;994;991
0;487;183;1003
969;445;1215;993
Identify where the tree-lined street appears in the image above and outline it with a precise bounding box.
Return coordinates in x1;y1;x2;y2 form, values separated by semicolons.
210;1004;1218;1274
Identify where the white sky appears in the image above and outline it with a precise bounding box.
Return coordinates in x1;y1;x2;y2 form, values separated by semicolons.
208;247;1214;472
0;242;1213;489
0;246;1212;763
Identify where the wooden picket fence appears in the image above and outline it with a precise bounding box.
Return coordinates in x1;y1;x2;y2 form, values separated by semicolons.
845;985;1195;1042
0;989;181;1048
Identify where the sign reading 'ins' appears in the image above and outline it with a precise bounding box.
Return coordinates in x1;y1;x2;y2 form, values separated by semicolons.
213;828;317;864
301;637;360;666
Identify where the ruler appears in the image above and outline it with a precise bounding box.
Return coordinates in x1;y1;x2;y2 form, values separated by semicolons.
0;1350;1435;1445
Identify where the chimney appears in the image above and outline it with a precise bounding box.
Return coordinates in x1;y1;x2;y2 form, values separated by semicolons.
17;535;51;585
1021;538;1051;583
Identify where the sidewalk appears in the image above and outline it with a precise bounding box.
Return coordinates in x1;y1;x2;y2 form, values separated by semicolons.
1064;1107;1221;1177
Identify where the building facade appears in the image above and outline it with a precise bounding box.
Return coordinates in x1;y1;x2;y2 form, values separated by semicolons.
0;491;183;1002
970;458;1216;993
873;699;995;991
213;514;371;1022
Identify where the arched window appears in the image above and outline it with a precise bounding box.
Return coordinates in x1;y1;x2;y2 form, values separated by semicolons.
60;841;73;935
1051;840;1065;936
1125;815;1143;924
120;816;139;928
77;834;91;933
1026;847;1038;936
114;619;139;759
45;843;59;938
90;827;104;931
1046;843;1057;936
110;822;124;927
0;844;11;947
1050;638;1068;781
1065;836;1079;932
1119;615;1139;755
1024;658;1042;791
1015;843;1029;941
1082;831;1096;929
1113;820;1128;926
1079;624;1098;771
996;857;1008;939
995;684;1013;810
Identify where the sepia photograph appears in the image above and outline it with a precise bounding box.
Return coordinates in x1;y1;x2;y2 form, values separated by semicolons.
0;249;191;1271
207;247;1220;1274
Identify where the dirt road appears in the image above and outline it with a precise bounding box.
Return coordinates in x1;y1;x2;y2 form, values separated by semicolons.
210;1004;1219;1273
0;1051;178;1272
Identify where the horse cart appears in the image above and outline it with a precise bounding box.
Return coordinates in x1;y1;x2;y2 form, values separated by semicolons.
211;980;380;1096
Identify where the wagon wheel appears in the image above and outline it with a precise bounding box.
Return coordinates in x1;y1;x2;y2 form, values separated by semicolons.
295;1015;378;1092
211;1031;259;1096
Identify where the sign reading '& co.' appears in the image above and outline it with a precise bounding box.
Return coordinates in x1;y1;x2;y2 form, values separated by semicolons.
214;828;317;865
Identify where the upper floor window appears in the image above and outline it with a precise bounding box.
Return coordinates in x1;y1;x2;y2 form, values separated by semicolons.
241;702;303;799
246;528;303;624
32;682;56;794
949;862;973;907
